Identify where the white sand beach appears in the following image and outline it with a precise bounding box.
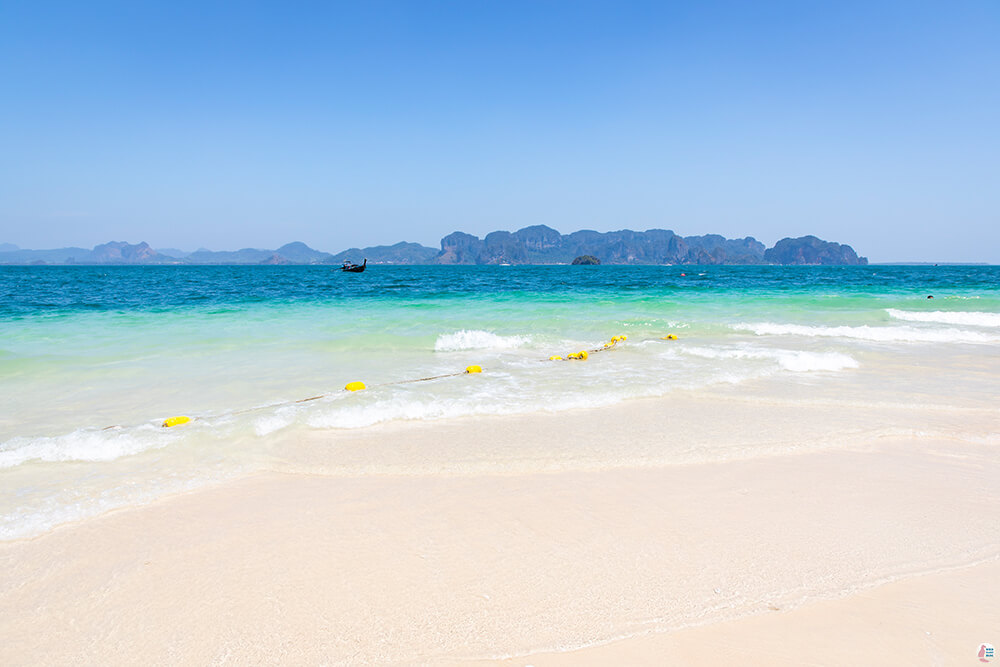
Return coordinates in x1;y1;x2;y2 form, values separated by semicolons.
2;390;998;665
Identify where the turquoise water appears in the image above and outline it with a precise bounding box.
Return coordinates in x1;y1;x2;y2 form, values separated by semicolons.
2;264;999;538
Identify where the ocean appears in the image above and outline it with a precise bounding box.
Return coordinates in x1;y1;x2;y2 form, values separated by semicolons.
2;264;998;540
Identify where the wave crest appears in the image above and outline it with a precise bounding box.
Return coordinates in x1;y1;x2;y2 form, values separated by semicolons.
434;330;531;352
682;346;859;372
733;322;998;344
886;309;1000;327
0;425;171;469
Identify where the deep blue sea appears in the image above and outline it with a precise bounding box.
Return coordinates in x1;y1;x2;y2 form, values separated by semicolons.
1;264;998;538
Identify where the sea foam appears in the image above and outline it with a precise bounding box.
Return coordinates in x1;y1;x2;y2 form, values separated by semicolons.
733;322;999;344
681;346;859;372
885;309;1000;327
0;425;172;468
434;330;531;352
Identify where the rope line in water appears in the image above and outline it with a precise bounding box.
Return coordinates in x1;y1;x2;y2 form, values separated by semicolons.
116;332;678;430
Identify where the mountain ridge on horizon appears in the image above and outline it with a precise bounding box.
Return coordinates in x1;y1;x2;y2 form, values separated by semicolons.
0;225;867;266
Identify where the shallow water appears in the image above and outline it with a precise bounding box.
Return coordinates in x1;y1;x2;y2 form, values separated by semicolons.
1;264;998;538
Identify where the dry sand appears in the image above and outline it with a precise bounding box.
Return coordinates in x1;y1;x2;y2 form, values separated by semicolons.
2;397;999;665
503;559;1000;666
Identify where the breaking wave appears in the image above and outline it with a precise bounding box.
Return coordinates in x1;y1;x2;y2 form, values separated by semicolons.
681;346;859;372
886;309;1000;328
0;425;173;468
434;330;532;352
733;322;999;344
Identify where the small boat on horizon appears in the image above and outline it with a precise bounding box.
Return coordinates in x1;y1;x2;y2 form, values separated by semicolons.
341;258;367;273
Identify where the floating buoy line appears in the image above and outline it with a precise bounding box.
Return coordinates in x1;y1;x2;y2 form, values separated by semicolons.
97;333;679;430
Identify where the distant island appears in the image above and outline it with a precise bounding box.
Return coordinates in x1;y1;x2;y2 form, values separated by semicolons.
0;227;867;266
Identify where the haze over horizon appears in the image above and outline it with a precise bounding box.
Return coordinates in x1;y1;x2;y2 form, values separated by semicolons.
1;1;998;263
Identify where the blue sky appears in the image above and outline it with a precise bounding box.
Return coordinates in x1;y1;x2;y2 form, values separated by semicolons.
1;1;998;261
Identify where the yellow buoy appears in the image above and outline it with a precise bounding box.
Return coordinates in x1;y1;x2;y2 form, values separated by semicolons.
465;365;482;374
345;381;366;392
661;334;678;340
567;350;589;360
549;355;563;361
162;416;191;428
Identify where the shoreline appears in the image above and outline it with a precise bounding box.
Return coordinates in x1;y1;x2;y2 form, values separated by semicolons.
3;393;999;664
6;377;996;542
